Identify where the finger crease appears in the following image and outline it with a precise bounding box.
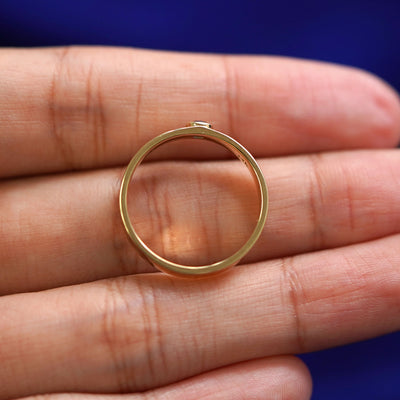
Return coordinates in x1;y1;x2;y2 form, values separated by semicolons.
147;280;168;375
111;173;137;275
340;164;356;233
281;256;307;352
308;154;325;249
134;78;143;152
85;61;107;164
102;279;131;393
49;46;74;169
222;55;236;138
97;73;107;159
135;280;159;389
195;166;211;263
149;174;167;260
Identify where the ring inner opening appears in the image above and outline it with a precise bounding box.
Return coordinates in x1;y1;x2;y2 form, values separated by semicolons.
126;136;260;267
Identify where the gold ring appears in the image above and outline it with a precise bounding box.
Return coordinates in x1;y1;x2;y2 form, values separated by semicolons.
119;121;268;277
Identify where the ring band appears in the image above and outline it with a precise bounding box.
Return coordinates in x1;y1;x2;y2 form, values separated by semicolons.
119;121;268;277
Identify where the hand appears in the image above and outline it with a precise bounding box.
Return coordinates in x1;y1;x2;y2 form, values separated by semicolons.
1;47;399;400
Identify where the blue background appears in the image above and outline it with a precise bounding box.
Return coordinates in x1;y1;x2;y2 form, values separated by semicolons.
1;1;399;398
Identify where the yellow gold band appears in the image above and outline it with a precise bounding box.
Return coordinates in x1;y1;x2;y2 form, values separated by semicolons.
119;122;268;277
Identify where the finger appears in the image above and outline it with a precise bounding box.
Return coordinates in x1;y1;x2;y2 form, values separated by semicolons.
15;357;312;400
0;234;399;396
1;46;399;178
1;150;400;294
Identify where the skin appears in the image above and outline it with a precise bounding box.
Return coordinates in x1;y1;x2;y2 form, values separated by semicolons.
0;46;400;400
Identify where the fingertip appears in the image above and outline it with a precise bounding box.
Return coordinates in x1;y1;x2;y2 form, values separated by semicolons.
352;69;400;148
164;355;313;400
226;356;313;400
283;356;313;400
256;356;313;400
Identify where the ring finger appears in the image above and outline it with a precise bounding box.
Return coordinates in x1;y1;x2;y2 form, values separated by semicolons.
0;233;398;398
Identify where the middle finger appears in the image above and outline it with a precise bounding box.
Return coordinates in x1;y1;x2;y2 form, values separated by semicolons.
1;149;400;294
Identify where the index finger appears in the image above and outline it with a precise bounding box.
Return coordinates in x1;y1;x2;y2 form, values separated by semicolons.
0;46;399;177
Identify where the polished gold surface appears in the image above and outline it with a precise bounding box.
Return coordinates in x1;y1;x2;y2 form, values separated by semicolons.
119;122;268;277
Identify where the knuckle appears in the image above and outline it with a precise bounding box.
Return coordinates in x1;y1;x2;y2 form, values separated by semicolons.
50;46;107;169
221;55;238;136
49;46;75;168
354;70;400;146
100;277;165;391
308;154;358;246
111;173;144;275
82;56;107;163
280;257;307;353
337;165;357;235
307;154;326;249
